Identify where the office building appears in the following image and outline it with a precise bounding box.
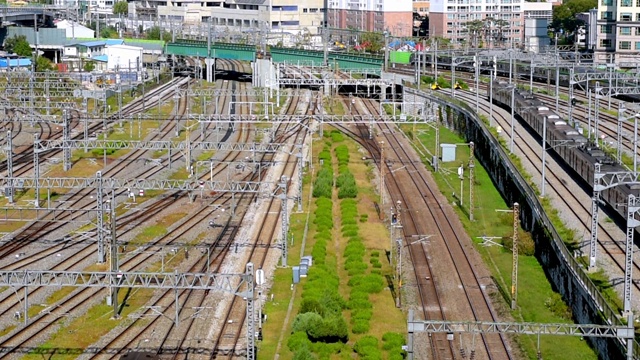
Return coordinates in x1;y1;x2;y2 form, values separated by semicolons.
326;0;413;36
596;0;640;67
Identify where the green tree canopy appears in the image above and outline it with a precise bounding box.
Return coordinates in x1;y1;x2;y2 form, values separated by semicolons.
83;61;96;72
360;32;384;53
113;1;128;15
4;35;32;56
35;56;54;72
552;0;595;33
145;26;172;42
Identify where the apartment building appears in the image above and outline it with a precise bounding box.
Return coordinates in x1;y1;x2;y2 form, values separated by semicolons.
414;0;430;17
429;0;527;47
326;0;413;36
134;0;324;35
596;0;640;67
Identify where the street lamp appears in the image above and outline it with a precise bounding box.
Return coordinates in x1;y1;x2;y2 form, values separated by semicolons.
379;141;385;205
383;29;390;72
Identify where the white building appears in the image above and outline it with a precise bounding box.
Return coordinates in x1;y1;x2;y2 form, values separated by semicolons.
595;0;640;67
55;20;95;39
428;0;549;48
105;44;143;71
326;0;413;36
135;0;325;35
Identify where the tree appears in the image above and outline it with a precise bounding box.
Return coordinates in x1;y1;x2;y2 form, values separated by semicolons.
35;56;54;72
145;26;172;42
360;32;384;53
113;1;128;15
464;20;484;48
552;0;595;33
4;35;32;56
84;61;96;72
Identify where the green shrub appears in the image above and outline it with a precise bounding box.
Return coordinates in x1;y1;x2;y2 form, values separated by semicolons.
359;214;368;222
382;332;405;350
310;342;346;358
354;336;379;354
348;297;372;310
331;131;344;142
344;259;367;272
352;308;373;321
545;292;572;320
351;318;371;334
292;312;324;334
293;346;316;360
308;314;349;343
287;331;312;352
335;144;349;165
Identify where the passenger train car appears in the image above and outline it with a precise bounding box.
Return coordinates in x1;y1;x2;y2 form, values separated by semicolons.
490;81;637;222
410;53;601;88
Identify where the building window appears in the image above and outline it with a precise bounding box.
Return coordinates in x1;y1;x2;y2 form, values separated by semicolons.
600;39;612;47
622;0;633;5
620;26;632;34
281;20;300;25
272;5;298;11
601;11;613;20
620;40;631;49
601;25;612;33
637;0;640;6
601;0;613;5
621;12;632;21
635;41;640;50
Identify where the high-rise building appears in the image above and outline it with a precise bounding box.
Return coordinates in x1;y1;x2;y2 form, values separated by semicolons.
414;0;430;17
429;0;527;47
134;0;324;35
595;0;640;67
326;0;413;36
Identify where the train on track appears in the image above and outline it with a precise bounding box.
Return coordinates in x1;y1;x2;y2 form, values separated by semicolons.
490;81;636;224
409;52;603;88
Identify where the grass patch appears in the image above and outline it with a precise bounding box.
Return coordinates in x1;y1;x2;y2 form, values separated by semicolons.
130;224;168;244
408;124;597;360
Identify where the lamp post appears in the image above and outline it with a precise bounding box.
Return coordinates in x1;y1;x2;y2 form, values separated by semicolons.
541;116;548;197
383;30;390;71
489;68;494;127
451;52;456;98
474;55;479;114
379;141;385;205
509;85;515;154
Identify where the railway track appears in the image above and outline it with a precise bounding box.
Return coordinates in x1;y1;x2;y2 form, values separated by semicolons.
0;77;192;178
452;89;640;312
332;94;512;359
0;60;312;358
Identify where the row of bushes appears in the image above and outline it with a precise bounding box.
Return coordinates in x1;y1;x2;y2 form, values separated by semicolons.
289;146;349;357
312;146;334;198
354;333;406;360
342;198;384;335
335;144;358;199
336;142;407;357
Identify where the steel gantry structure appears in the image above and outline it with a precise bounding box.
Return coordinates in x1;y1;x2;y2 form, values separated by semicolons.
590;164;640;313
0;263;259;359
407;315;635;360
